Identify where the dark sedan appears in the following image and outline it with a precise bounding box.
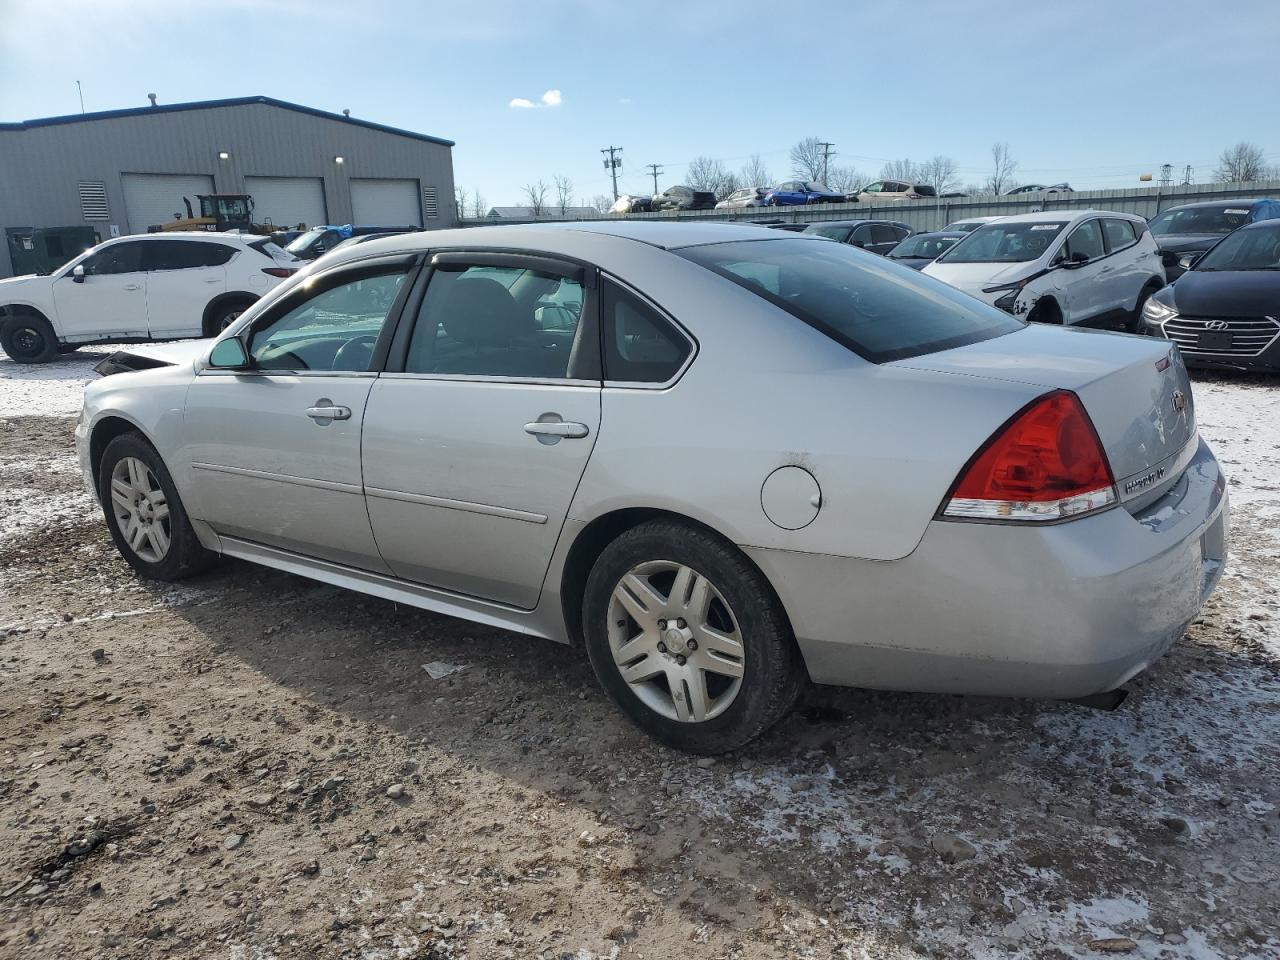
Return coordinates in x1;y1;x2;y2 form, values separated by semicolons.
801;219;912;255
885;231;966;269
1148;198;1280;281
1141;218;1280;372
651;186;717;211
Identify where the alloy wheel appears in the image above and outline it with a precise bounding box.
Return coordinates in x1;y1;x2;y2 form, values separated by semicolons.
109;457;171;562
607;560;746;723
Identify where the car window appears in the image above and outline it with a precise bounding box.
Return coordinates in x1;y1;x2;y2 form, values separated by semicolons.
862;182;882;193
1147;205;1252;236
680;238;1022;364
1102;218;1137;253
870;223;898;244
1064;220;1105;261
601;279;690;383
82;241;145;275
1195;224;1280;271
807;224;851;241
851;224;875;244
405;264;584;379
145;240;235;271
940;222;1067;263
248;266;408;372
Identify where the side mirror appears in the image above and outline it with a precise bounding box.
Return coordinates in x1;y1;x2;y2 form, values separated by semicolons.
1178;252;1202;271
851;240;866;248
72;264;86;283
1061;251;1090;270
208;336;252;370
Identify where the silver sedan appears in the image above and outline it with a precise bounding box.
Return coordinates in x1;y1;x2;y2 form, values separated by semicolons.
76;222;1228;753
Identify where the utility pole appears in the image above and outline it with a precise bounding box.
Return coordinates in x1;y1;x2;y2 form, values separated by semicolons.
601;146;623;200
818;141;835;184
645;163;663;196
1159;163;1173;186
1181;164;1194;186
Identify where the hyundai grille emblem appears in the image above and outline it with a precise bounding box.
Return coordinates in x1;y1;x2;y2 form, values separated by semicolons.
1205;320;1230;331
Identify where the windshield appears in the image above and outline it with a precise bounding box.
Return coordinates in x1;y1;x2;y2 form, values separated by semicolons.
938;221;1067;263
888;235;959;259
805;224;851;241
804;182;831;192
1148;205;1252;237
677;238;1022;363
1195;225;1280;271
285;228;327;254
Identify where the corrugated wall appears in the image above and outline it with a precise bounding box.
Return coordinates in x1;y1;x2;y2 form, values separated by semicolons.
0;102;455;276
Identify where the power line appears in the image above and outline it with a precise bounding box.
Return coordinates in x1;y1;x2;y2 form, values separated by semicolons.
601;146;623;200
645;163;663;195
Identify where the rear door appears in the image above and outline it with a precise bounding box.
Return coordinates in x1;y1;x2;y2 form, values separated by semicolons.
179;256;416;570
361;252;601;609
143;239;231;338
869;223;901;255
1100;218;1143;312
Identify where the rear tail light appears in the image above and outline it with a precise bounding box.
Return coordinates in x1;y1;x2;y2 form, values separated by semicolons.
262;267;297;278
941;390;1116;522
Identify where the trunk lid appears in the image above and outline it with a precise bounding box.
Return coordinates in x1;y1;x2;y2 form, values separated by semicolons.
892;325;1195;504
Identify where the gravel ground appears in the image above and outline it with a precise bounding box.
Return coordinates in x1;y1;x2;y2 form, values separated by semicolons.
0;348;1278;960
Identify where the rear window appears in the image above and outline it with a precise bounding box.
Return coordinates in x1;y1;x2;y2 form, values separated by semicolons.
678;238;1023;363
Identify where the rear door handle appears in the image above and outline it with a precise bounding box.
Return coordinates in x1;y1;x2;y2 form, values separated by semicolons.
306;402;351;423
525;420;589;440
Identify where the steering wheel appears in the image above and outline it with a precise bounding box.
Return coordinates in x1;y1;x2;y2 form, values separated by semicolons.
332;334;378;371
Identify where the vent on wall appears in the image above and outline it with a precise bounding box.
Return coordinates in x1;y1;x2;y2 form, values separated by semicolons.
79;181;110;221
422;186;439;219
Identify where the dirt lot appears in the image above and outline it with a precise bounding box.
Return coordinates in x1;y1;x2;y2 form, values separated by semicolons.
1;351;1278;960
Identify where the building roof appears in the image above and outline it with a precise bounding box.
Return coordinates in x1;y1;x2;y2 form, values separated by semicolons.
486;206;602;219
0;95;453;146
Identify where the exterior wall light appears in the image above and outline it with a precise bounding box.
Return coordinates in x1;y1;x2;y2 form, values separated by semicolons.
334;156;345;165
218;151;230;160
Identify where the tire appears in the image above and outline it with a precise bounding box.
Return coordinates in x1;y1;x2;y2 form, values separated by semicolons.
98;432;216;581
204;300;252;337
1;315;58;363
582;520;805;754
1129;282;1162;334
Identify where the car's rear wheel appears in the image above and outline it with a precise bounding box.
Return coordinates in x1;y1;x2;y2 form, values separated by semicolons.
1;315;58;363
98;433;216;581
583;520;805;754
204;299;252;337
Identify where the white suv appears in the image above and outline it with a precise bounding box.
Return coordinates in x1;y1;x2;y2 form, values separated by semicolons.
922;210;1165;330
0;232;299;363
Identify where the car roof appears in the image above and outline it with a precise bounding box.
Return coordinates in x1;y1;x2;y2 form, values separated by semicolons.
907;231;967;239
1161;198;1270;211
803;219;907;229
106;231;254;243
982;209;1140;225
1237;217;1280;231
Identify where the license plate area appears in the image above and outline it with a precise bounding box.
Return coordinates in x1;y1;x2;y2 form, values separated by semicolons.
1197;330;1233;351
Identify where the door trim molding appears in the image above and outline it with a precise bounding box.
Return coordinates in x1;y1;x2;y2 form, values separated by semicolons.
365;485;548;524
190;461;363;495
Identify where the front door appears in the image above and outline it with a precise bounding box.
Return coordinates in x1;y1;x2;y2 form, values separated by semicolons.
143;238;231;338
178;256;415;570
362;254;601;609
52;239;149;341
1058;218;1109;324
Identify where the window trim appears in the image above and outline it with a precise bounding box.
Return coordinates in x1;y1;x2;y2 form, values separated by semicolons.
383;248;602;385
201;254;420;377
597;273;698;390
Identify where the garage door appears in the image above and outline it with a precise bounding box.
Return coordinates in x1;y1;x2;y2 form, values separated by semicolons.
244;176;327;230
350;178;422;227
122;173;215;233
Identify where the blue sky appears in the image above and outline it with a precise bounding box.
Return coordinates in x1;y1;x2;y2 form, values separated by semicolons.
0;0;1273;206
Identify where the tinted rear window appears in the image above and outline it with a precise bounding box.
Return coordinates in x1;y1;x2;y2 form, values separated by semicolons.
678;238;1023;363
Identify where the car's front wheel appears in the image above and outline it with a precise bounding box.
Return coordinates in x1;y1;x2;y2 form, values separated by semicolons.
98;433;216;581
1;315;59;363
204;300;252;337
583;520;805;754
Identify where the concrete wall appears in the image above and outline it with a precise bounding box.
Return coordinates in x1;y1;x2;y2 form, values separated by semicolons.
0;100;456;276
461;180;1280;232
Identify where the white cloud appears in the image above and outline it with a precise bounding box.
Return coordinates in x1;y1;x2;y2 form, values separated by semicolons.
509;89;562;109
618;97;632;104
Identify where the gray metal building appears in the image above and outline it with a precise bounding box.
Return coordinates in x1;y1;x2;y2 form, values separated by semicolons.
0;95;456;277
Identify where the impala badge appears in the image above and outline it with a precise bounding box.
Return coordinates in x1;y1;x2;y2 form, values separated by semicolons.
1172;390;1187;415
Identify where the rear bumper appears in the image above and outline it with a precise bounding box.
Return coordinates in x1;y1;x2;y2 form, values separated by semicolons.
746;438;1228;699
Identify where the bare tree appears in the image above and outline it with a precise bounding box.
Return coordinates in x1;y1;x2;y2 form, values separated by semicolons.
917;155;960;194
455;187;468;220
469;192;487;219
739;153;772;189
790;137;828;181
687;156;740;200
590;194;613;214
1215;142;1267;182
880;158;919;181
552;175;575;215
523;180;549;216
985;142;1018;195
826;165;864;194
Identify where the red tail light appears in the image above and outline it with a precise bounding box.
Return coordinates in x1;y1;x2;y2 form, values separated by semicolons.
941;390;1116;522
262;267;297;278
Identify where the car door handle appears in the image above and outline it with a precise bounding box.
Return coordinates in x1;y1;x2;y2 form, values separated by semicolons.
203;277;221;283
1099;267;1113;274
306;404;351;422
525;420;589;439
125;283;142;291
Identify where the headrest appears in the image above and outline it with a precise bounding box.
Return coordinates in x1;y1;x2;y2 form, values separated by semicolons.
440;276;528;347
